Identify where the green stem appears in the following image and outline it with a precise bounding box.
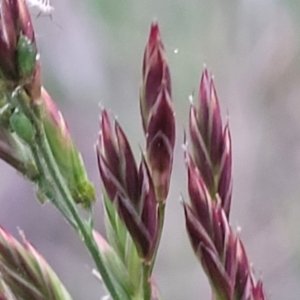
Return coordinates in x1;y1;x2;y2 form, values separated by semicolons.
150;202;165;274
14;90;122;300
30;142;76;227
142;263;152;300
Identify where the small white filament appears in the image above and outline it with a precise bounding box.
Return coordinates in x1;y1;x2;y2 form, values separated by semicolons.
25;0;54;15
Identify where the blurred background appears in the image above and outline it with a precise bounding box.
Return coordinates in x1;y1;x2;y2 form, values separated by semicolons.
1;0;300;299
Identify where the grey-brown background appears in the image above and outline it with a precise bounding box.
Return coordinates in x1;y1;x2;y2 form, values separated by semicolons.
1;0;300;299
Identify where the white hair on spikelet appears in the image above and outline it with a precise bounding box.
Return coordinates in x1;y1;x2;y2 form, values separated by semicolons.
25;0;54;15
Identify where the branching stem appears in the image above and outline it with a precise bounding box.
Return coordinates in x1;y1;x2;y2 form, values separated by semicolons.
14;89;122;300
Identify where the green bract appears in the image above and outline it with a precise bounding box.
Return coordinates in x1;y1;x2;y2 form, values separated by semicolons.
10;109;35;144
17;35;37;80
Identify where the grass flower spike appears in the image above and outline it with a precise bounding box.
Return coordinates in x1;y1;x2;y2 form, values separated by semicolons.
184;68;266;300
140;22;175;202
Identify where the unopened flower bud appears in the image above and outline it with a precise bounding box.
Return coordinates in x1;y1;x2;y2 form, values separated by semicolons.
41;88;96;208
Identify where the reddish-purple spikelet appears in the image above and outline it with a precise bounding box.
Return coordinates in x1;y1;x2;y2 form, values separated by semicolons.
116;192;152;259
209;83;223;164
99;110;120;180
147;87;175;149
185;152;212;235
97;110;140;205
200;244;232;300
218;125;232;216
115;122;140;207
198;68;211;143
189;104;215;190
97;110;159;261
224;232;238;287
140;22;175;202
97;151;123;202
189;68;232;215
140;158;158;251
212;205;224;257
141;23;171;116
183;203;215;254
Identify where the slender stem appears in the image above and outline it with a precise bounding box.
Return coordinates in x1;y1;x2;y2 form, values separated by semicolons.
14;90;122;300
30;142;76;227
150;202;165;274
38;127;122;300
39;136;121;299
142;263;152;300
